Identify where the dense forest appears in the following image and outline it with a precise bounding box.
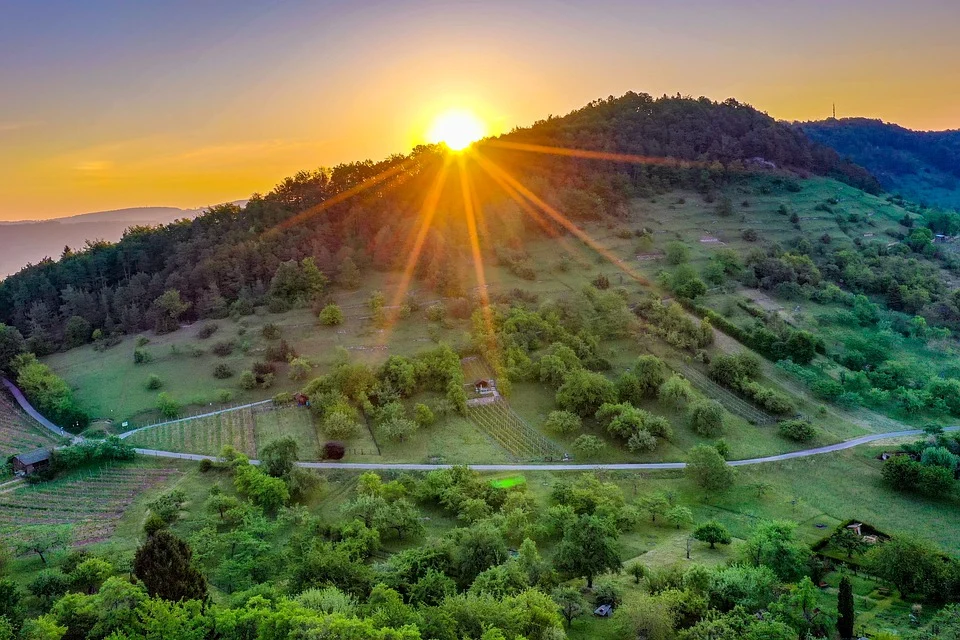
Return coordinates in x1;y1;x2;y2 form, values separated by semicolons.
800;118;960;209
0;93;880;358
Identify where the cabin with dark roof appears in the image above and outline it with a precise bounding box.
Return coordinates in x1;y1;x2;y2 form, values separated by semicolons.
11;448;52;476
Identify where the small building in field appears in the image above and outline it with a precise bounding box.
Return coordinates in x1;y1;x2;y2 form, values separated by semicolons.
474;379;495;396
11;448;52;476
594;604;613;617
294;393;310;407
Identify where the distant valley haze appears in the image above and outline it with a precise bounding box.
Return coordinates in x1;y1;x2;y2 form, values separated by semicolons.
0;203;243;278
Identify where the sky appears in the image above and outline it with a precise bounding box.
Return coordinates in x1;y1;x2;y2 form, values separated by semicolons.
1;0;958;220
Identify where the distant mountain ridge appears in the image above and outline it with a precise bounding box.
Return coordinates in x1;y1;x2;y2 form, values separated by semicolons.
0;204;244;278
798;118;960;210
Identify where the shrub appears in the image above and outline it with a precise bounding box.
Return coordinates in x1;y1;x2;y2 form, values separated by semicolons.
778;419;816;442
322;441;346;460
380;417;418;442
689;400;725;437
145;374;162;390
211;341;234;357
272;392;294;405
414;403;436;428
217;389;234;403
572;434;605;456
288;356;313;381
156;393;180;419
133;348;152;365
544;410;582;435
238;370;257;390
135;336;150;347
742;229;759;242
665;242;690;265
266;339;296;362
213;364;234;379
199;458;213;473
592;274;610;290
197;323;219;339
324;413;359;440
318;304;345;326
262;323;281;340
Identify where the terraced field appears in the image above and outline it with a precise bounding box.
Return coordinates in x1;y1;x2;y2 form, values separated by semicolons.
0;465;178;546
126;407;258;457
0;389;59;456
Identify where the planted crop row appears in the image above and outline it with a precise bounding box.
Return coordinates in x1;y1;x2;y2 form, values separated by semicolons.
0;391;57;455
126;408;257;457
0;466;177;546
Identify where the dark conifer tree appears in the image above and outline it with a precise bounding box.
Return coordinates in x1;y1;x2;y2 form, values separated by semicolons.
837;575;855;639
133;529;207;602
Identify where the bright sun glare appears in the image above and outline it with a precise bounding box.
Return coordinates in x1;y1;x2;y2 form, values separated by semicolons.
427;110;486;151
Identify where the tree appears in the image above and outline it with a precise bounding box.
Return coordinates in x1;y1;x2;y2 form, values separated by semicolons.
323;412;359;439
666;506;694;530
628;562;647;584
772;576;832;640
572;434;605;457
631;355;667;397
132;529;207;602
666;241;690;265
414;403;435;428
686;445;735;491
18;614;66;640
865;535;943;599
638;494;669;523
152;289;190;333
380;417;419;443
288;356;313;381
63;315;92;349
556;369;617;417
689;399;725;436
156;392;180;419
0;324;26;375
837;575;855;639
831;527;868;559
14;527;70;565
69;558;113;595
555;514;621;588
613;594;676;640
552;586;586;628
260;436;298;478
659;375;693;408
693;521;731;549
339;257;361;289
544;410;582;435
742;520;810;582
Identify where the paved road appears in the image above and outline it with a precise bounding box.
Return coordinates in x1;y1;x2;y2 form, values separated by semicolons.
1;377;69;438
134;425;958;471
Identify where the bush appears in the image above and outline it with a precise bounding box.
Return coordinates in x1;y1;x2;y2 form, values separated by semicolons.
145;374;162;390
156;393;180;419
213;364;234;379
135;336;150;347
197;323;219;339
778;419;816;442
324;413;359;440
414;403;436;428
322;441;346;460
665;242;690;265
211;341;234;357
266;339;296;363
544;410;582;435
238;370;257;390
198;458;213;472
689;400;725;437
318;304;345;326
272;391;294;405
572;434;605;456
133;348;152;365
262;323;281;340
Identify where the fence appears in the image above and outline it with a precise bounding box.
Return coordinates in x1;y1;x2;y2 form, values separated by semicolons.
671;362;775;426
468;398;565;462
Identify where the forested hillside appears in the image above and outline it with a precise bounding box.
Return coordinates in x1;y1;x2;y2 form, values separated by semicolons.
0;93;878;356
800;118;960;210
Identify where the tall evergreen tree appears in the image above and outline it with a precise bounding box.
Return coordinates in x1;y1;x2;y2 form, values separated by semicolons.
837;575;855;639
133;530;207;603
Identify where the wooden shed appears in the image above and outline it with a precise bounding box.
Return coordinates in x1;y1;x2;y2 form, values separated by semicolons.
11;448;52;476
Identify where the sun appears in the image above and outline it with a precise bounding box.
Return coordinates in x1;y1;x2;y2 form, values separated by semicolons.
427;109;486;151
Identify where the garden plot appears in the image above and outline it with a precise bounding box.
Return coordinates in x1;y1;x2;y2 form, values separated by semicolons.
253;405;318;458
468;398;565;462
126;407;257;457
0;390;59;456
0;466;178;546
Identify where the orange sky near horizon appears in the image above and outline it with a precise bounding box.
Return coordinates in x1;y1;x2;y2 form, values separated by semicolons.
1;0;958;220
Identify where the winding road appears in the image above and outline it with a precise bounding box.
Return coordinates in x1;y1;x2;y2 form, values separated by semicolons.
134;426;959;471
6;376;955;473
